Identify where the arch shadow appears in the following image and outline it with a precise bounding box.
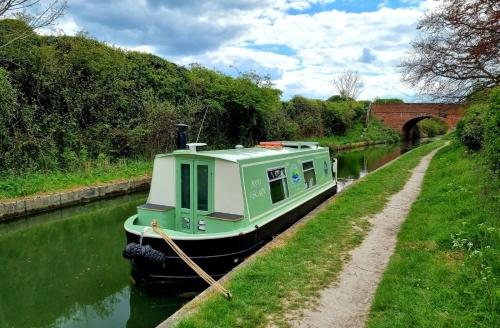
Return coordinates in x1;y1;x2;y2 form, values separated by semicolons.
401;116;446;140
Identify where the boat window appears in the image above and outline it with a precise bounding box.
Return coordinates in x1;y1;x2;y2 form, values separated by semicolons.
267;167;289;204
181;163;190;209
324;161;329;176
197;165;209;211
302;160;317;189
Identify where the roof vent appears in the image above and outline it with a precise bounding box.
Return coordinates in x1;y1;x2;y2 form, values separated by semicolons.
187;143;207;153
235;145;244;149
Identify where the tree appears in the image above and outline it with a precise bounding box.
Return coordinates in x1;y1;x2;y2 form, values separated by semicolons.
401;0;500;102
0;0;67;48
332;70;363;100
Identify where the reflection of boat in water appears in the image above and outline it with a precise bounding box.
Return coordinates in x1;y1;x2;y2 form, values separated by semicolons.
123;126;338;293
126;285;186;328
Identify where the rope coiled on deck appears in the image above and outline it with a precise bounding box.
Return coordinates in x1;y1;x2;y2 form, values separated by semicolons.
150;220;232;300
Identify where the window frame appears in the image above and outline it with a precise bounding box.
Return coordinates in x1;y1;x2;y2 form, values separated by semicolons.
301;160;317;189
266;166;289;204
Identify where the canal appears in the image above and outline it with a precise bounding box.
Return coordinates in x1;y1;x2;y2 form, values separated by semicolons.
0;139;434;328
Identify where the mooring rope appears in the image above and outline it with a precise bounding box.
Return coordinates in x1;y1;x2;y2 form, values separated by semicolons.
150;220;232;300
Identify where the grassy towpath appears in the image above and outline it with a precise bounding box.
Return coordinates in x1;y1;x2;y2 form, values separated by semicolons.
169;140;445;328
367;142;499;327
290;142;446;328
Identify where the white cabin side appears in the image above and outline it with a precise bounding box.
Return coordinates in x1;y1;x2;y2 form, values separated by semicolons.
147;156;175;207
214;159;244;215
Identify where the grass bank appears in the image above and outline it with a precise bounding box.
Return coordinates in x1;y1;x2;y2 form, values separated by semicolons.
367;141;499;327
310;121;400;148
172;140;444;328
0;158;151;200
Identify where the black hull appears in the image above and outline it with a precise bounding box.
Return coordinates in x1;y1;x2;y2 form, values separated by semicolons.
124;184;337;293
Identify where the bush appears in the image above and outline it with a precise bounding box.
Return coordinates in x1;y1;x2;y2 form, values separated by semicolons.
456;103;487;151
416;118;448;137
483;88;500;172
372;98;404;104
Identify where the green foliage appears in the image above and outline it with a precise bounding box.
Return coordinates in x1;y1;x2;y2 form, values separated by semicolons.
416;118;448;137
456;102;487;151
0;158;151;199
372;98;404;104
0;68;17;145
323;99;365;135
285;96;325;137
368;142;499;327
456;87;500;173
312;120;399;147
327;94;354;102
484;88;500;173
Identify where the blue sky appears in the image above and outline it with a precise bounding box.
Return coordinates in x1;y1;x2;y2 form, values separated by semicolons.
49;0;438;101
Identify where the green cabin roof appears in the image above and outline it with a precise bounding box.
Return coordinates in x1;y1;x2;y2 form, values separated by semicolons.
157;141;324;163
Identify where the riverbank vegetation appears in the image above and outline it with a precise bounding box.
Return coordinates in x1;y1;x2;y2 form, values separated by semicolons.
172;141;443;328
0;19;398;198
368;141;499;327
0;157;151;200
456;88;500;173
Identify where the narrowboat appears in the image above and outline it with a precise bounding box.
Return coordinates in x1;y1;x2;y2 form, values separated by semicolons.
123;127;338;292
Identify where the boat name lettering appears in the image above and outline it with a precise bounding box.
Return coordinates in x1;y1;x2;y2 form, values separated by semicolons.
250;178;262;187
249;187;266;200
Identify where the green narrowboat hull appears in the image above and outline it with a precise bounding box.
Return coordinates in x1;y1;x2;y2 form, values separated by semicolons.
123;141;337;291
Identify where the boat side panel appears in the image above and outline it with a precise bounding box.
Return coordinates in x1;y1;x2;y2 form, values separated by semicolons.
148;157;175;207
240;150;332;220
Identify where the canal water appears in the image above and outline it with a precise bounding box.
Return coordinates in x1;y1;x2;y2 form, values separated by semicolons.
335;138;433;191
0;139;434;328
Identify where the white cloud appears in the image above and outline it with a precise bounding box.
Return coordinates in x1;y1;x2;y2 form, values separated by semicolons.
49;0;437;101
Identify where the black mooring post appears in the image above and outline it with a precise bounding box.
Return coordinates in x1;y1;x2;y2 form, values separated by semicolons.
175;124;188;150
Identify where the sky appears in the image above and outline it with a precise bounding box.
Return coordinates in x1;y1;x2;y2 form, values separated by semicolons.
49;0;440;101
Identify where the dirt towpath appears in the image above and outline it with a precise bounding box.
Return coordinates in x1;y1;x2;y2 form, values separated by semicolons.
291;145;446;328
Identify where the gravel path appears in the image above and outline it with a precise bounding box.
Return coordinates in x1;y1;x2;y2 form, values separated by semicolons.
291;145;445;328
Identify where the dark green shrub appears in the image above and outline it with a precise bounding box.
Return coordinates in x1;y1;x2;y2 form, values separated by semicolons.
372;98;404;104
483;88;500;172
456;103;487;151
417;118;448;137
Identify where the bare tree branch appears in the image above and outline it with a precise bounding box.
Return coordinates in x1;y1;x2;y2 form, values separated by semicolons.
401;0;500;102
332;70;364;100
0;0;67;47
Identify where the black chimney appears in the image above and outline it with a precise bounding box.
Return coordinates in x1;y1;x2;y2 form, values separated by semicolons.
175;124;188;150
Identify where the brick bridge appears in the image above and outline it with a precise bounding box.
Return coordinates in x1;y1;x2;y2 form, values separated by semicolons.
371;103;464;139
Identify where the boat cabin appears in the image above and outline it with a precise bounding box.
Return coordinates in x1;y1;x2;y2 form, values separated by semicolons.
130;141;337;238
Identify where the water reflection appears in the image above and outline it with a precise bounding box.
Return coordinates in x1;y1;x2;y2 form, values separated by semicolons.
0;192;187;328
334;138;437;191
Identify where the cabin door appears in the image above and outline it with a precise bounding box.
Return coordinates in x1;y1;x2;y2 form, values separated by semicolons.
176;159;213;233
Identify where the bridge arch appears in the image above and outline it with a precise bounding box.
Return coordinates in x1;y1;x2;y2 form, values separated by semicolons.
371;103;464;140
401;116;446;140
